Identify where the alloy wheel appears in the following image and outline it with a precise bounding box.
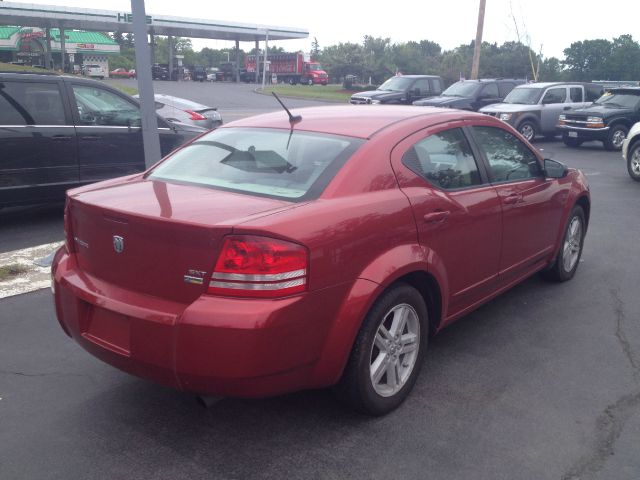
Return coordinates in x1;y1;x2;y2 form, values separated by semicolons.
562;216;583;272
369;303;420;397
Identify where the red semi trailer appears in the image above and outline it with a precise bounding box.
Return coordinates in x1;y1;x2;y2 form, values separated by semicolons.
246;52;328;85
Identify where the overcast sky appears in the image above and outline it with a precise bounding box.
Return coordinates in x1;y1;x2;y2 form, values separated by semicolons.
10;0;638;59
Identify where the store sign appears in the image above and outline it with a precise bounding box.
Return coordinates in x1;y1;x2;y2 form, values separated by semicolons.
76;44;95;50
117;13;152;24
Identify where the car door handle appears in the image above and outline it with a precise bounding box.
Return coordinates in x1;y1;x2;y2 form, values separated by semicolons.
81;135;100;141
423;211;450;223
52;135;72;141
502;193;522;205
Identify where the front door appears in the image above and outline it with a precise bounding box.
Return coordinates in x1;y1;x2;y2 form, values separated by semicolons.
540;86;568;134
391;123;502;322
470;125;565;282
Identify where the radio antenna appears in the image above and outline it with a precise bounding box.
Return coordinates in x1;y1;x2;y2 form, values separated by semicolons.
272;92;302;125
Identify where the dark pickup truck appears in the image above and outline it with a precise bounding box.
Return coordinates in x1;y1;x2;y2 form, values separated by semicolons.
349;75;443;105
558;87;640;150
413;78;525;111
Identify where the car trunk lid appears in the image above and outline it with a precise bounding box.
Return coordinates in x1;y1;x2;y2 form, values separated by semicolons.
67;179;294;304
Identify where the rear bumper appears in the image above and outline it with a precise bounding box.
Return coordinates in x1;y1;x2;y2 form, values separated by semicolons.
52;249;365;398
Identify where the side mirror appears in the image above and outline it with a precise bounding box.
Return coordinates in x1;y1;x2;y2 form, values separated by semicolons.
543;158;569;178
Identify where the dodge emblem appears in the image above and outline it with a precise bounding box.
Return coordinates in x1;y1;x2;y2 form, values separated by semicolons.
113;235;125;253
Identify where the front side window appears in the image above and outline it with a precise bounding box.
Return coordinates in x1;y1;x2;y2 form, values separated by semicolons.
472;126;541;182
542;87;567;104
72;85;141;127
413;79;430;95
0;81;66;126
570;87;583;102
402;128;482;190
481;83;499;98
148;128;363;201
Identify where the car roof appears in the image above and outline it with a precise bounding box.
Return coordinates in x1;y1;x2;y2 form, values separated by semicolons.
226;105;477;139
392;75;440;79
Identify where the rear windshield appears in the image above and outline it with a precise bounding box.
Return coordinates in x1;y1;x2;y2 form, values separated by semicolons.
148;127;364;201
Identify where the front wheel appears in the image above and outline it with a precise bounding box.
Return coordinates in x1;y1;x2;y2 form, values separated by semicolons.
518;121;537;142
604;124;628;151
541;205;586;282
334;284;428;415
627;143;640;181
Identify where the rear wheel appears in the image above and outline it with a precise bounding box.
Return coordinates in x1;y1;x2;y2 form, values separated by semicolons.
541;205;586;282
518;121;537;142
562;134;583;148
604;124;628;151
334;283;428;416
627;142;640;182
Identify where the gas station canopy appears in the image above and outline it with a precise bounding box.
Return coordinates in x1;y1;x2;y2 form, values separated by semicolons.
0;2;309;42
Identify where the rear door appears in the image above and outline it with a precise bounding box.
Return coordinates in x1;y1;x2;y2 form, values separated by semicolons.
0;77;78;207
391;122;502;322
67;82;178;183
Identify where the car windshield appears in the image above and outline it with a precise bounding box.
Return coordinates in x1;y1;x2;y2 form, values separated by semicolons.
148;128;364;201
593;91;640;108
503;87;543;104
378;77;413;92
308;63;323;70
442;81;481;97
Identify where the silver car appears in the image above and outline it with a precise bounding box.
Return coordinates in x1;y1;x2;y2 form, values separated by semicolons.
480;82;603;141
135;94;222;129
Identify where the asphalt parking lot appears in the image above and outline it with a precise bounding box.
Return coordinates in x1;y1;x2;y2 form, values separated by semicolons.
1;82;639;480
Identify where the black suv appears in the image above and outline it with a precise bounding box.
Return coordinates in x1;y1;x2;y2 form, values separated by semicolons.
0;72;205;208
558;87;640;150
152;64;170;80
191;65;207;82
412;78;526;111
349;75;443;105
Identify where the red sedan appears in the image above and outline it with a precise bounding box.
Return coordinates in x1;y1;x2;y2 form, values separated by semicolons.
52;106;590;415
109;68;135;78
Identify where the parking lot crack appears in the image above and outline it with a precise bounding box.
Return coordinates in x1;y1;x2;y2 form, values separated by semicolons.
561;390;640;480
610;288;640;382
0;369;95;381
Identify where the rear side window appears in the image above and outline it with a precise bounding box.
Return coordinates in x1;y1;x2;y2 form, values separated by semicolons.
402;128;482;190
472;126;541;182
0;81;66;125
148;128;363;201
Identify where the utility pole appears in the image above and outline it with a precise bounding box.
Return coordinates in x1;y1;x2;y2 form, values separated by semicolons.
470;0;486;80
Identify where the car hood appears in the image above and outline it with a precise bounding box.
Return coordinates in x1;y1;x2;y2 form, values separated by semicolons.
351;90;405;101
565;104;635;118
413;96;465;107
480;103;539;113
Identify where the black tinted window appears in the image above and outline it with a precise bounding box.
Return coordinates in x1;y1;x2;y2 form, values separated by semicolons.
413;79;430;95
402;128;482;190
570;87;583;102
498;82;516;97
0;81;66;125
472;126;541;182
430;78;442;94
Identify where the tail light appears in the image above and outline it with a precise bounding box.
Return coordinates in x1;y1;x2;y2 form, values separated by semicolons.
63;198;75;254
186;109;207;121
208;235;308;298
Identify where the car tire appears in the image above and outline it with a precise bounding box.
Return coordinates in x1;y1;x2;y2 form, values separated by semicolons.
562;134;583;148
541;205;586;282
334;283;428;416
627;142;640;182
518;121;537;142
288;77;296;86
307;78;314;86
604;124;629;151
